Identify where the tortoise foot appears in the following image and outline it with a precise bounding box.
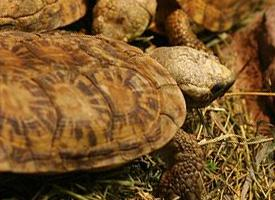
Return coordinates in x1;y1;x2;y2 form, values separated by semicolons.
159;130;205;200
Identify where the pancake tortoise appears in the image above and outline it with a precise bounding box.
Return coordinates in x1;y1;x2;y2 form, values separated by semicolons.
92;0;262;50
0;31;234;199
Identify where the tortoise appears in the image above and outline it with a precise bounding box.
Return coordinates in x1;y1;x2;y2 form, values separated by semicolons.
0;30;234;199
92;0;262;50
0;0;261;48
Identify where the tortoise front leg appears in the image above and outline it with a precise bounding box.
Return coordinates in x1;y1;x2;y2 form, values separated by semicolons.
158;129;205;200
164;9;210;53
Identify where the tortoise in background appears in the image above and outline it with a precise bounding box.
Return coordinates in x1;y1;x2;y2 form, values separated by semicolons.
0;31;234;199
92;0;262;49
0;0;87;32
0;0;262;48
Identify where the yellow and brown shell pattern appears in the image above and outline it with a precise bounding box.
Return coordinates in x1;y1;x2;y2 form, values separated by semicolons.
177;0;261;31
0;31;185;173
0;0;86;32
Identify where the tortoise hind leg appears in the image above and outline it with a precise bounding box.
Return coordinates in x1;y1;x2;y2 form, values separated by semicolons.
159;129;205;200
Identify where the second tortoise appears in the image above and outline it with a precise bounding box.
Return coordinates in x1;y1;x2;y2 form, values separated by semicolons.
92;0;262;49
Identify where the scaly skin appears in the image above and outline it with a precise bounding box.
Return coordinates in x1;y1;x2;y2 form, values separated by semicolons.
164;9;210;52
158;130;204;200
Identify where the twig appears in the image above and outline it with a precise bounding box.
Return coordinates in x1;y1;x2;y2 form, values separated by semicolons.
225;92;275;97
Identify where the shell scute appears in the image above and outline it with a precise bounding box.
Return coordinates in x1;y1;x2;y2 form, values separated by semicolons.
35;70;113;150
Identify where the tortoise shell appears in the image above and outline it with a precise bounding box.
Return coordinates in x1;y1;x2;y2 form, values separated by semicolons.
0;0;86;32
0;31;186;173
177;0;261;31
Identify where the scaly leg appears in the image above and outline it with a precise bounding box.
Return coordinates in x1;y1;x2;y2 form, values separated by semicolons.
159;129;205;200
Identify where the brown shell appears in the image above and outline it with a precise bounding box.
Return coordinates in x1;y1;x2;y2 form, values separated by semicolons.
177;0;261;31
0;31;186;173
0;0;86;32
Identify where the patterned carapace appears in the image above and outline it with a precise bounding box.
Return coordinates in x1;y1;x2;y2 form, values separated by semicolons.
176;0;261;31
0;0;86;31
0;31;185;173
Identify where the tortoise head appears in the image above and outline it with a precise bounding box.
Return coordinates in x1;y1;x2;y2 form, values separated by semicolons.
149;46;235;108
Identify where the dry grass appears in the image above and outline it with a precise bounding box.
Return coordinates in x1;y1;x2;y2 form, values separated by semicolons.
195;95;274;200
1;1;274;199
0;93;274;200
